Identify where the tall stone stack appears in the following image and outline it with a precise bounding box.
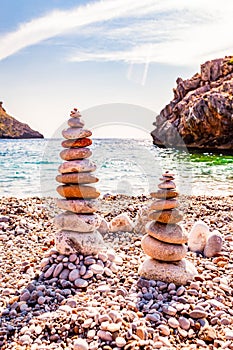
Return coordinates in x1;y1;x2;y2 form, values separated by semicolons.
139;171;197;285
54;108;105;255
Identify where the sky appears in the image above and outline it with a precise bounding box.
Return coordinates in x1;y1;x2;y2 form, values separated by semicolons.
0;0;232;138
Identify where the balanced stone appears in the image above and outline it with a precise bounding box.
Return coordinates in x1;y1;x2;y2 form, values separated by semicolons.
70;108;81;118
58;159;96;174
55;230;104;255
150;190;178;199
57;185;100;199
150;199;178;211
162;172;175;177
56;173;99;184
149;209;183;224
138;258;197;286
56;199;97;213
141;234;187;261
54;211;101;232
158;181;176;190
146;221;188;244
62;138;92;148
68;117;84;128
60;148;92;161
62;128;92;140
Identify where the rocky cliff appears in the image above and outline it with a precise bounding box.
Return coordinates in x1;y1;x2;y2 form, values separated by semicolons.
0;102;43;139
151;56;233;150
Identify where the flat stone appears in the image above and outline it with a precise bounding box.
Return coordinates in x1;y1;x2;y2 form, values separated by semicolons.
204;230;223;257
189;310;208;319
55;230;105;255
150;190;179;199
56;199;97;213
188;220;209;253
56;172;99;185
158;181;176;190
60;148;92;161
58;159;96;174
54;212;101;232
109;213;134;232
89;264;104;274
162;172;175;177
141;234;187;261
138;258;197;285
68;117;84;128
150;199;179;211
62;138;92;148
62;128;92;140
146;221;188;244
149;209;183;224
56;185;100;199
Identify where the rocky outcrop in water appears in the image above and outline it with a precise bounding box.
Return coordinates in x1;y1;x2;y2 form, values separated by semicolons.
0;102;43;139
151;56;233;150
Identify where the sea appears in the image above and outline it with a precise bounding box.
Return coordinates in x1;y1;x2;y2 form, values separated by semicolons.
0;138;233;198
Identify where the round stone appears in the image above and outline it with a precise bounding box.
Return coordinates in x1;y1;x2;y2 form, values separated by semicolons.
138;258;197;285
149;209;183;224
60;148;92;161
56;173;98;185
203;230;223;258
146;222;188;244
58;159;96;174
158;181;176;190
56;185;100;199
69;269;80;282
74;278;88;288
56;199;97;213
141;234;187;261
150;199;179;211
62;138;92;148
68;117;84;128
54;212;101;232
62;128;92;140
55;230;105;255
150;190;179;199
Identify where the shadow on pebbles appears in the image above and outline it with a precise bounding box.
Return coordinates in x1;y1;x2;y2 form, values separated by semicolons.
0;195;233;349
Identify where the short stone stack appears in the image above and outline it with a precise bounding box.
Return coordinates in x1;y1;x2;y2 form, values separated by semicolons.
139;171;197;285
54;108;105;255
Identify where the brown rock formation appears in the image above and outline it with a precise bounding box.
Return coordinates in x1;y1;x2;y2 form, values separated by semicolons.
0;102;43;139
151;56;233;150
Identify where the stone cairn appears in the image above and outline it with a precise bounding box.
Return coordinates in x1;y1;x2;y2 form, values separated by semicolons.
54;107;105;256
38;109;123;289
139;171;197;285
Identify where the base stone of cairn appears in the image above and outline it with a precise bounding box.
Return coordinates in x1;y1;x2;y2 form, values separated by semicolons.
139;171;197;286
55;108;105;255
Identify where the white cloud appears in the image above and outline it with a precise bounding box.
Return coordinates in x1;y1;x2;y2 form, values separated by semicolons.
0;0;232;68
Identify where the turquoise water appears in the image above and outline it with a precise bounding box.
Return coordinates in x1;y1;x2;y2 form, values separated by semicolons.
0;138;233;197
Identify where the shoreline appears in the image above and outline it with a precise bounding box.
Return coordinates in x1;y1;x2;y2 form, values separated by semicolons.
0;195;233;349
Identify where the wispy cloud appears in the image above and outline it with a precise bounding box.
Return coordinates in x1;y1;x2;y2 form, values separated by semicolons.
0;0;232;68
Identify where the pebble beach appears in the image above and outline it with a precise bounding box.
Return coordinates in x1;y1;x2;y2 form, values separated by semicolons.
0;194;233;350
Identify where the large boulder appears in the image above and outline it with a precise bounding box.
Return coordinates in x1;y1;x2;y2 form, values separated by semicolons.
151;56;233;150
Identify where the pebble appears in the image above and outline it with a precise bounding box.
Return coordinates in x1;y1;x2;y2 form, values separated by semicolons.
73;338;89;350
74;279;88;288
168;317;179;328
189;310;208;319
90;264;104;274
115;337;127;348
